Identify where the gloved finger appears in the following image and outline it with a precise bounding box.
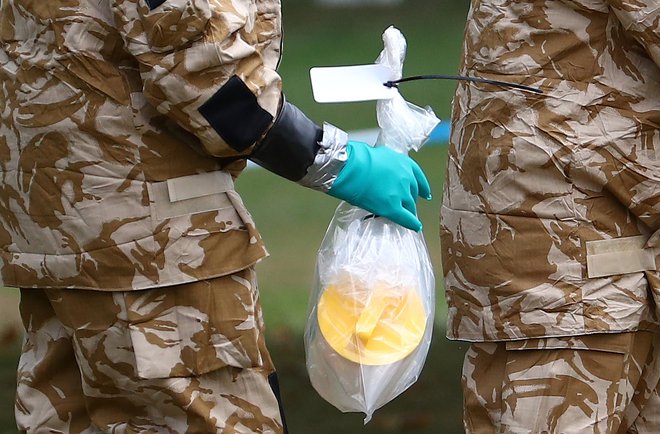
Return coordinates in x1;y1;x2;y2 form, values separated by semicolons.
411;160;432;200
401;193;418;217
387;207;423;232
408;174;419;200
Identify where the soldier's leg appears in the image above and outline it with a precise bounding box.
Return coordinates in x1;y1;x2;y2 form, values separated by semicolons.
20;267;286;433
463;332;656;434
462;342;505;434
15;289;99;433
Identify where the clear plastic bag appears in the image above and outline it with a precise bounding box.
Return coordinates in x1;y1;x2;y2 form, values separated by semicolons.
304;27;439;423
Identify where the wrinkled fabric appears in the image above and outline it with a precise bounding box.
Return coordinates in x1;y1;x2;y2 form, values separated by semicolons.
0;0;281;290
462;332;660;434
15;267;286;434
441;0;660;341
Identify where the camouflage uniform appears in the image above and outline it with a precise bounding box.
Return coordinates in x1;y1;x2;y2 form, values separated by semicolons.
440;0;659;432
0;0;279;290
1;0;288;431
463;332;660;433
15;269;286;433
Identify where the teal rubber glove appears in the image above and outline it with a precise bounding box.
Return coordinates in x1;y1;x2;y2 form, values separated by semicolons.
327;141;431;231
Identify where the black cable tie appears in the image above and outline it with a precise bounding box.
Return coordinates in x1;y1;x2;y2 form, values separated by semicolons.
384;74;543;94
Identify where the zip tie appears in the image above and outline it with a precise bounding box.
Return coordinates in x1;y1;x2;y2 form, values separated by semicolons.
384;74;543;94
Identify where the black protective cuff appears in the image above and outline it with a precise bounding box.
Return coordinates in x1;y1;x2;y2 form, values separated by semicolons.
250;101;323;182
145;0;167;9
199;75;274;153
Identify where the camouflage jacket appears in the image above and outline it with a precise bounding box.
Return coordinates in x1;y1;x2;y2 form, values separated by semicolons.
0;0;283;290
441;0;659;341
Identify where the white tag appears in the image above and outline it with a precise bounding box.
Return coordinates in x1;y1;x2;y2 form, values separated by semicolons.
310;64;398;103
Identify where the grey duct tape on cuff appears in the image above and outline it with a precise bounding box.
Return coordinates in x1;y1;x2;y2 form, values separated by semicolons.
298;123;349;192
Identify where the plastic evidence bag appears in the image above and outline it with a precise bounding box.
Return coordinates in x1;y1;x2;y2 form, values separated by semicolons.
304;27;439;423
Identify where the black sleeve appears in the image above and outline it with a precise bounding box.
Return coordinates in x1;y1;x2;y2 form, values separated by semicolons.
249;100;323;182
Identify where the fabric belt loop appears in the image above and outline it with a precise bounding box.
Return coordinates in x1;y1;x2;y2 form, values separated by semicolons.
586;235;659;279
149;171;236;221
166;171;234;202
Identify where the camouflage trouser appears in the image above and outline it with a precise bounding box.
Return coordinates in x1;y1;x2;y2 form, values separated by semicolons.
463;332;660;434
14;267;287;434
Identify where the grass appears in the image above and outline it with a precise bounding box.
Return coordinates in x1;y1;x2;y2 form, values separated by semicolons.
0;1;471;432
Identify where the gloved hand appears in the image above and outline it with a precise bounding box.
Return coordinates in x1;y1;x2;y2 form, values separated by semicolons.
327;141;431;231
245;98;430;231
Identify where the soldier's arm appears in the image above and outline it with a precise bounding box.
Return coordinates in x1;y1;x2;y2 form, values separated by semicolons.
111;1;430;231
110;1;344;190
111;0;282;159
605;0;660;67
603;0;660;242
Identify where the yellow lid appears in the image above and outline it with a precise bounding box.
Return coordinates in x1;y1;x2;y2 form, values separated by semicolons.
317;280;426;365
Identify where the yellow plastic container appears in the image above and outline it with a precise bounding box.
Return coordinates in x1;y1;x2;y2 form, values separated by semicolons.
317;280;426;366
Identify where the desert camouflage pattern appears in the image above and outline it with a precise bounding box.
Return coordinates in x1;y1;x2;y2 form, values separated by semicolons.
0;0;283;290
15;267;287;433
441;0;660;341
462;332;660;433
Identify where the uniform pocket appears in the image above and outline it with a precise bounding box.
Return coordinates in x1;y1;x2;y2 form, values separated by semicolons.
125;270;264;379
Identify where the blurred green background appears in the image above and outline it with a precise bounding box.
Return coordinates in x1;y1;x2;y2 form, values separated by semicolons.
0;1;471;432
